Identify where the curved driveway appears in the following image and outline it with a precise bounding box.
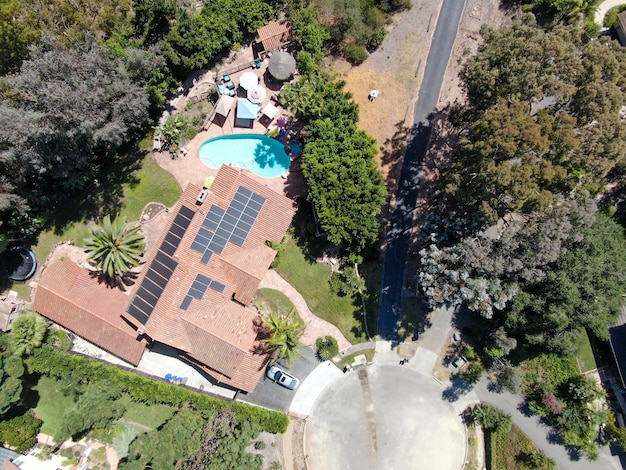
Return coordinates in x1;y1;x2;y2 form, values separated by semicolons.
307;364;465;470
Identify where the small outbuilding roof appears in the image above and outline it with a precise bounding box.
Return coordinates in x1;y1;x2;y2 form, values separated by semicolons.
268;51;296;81
256;19;295;52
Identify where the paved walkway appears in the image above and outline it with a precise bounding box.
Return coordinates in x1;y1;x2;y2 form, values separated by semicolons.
595;0;626;27
259;269;352;351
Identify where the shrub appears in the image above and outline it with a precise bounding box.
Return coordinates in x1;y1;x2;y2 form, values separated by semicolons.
462;344;477;361
460;363;482;384
254;440;266;450
368;28;387;50
315;336;339;361
26;345;290;434
345;44;368;65
0;412;42;452
328;271;342;294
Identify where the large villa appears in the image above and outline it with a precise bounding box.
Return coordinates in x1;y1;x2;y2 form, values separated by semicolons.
34;165;295;393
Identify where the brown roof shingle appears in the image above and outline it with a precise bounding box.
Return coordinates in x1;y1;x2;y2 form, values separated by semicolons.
34;260;146;365
256;19;295;52
122;165;295;391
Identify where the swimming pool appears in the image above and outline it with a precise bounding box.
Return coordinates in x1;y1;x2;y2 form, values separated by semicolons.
198;134;291;178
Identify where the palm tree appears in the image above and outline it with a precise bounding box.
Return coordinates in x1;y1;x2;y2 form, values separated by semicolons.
84;215;144;287
10;311;48;356
262;311;305;368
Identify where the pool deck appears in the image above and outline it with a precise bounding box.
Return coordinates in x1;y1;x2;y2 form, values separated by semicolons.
154;44;307;200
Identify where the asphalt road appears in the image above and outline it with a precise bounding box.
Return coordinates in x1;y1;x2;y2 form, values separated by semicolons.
378;0;466;339
470;378;626;470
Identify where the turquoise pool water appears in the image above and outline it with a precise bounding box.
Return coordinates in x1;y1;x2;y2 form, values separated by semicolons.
198;134;291;178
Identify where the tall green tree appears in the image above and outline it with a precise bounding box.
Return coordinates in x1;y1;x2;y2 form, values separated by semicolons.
54;381;125;444
506;212;626;354
261;311;305;368
84;215;144;286
0;35;150;208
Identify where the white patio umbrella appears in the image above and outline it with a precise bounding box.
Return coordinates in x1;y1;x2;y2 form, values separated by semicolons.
247;85;267;104
239;71;259;90
261;102;279;119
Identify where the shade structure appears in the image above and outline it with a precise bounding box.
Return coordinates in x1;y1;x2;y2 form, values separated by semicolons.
247;85;267;104
215;95;235;117
268;51;296;81
235;98;260;128
262;102;279;119
239;71;259;90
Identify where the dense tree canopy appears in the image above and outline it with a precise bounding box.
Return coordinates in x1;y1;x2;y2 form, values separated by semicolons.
506;212;626;354
282;75;386;259
419;16;626;355
0;36;150;209
452;19;626;220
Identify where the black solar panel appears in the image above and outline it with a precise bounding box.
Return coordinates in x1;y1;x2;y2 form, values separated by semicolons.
250;193;265;204
143;278;162;298
160;240;176;256
169;222;186;238
165;231;180;245
152;260;173;279
189;186;266;264
197;274;211;285
136;286;159;307
131;296;153;317
127;303;150;324
230;235;245;246
146;269;167;288
173;214;189;230
180;296;193;311
179;205;195;220
155;251;178;271
126;206;194;324
212;281;226;293
180;274;228;311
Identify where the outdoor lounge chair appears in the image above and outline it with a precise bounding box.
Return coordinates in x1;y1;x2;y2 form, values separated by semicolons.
223;73;231;82
226;81;235;90
217;83;226;95
228;88;236;97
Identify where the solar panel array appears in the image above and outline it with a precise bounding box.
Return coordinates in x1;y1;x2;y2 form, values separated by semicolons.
180;273;226;311
127;205;195;325
190;186;265;264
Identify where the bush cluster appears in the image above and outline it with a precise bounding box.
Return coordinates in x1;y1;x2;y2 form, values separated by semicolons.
315;336;339;361
26;346;289;434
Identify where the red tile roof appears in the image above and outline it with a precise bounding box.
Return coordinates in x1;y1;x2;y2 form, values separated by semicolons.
256;19;295;52
34;259;146;365
122;165;295;392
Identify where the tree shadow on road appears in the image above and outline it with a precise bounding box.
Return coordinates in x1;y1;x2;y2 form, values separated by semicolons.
442;376;473;402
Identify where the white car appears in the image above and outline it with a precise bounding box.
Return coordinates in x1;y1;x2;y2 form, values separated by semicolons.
266;365;300;390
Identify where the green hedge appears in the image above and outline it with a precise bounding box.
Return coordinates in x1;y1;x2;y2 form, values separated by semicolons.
26;346;288;433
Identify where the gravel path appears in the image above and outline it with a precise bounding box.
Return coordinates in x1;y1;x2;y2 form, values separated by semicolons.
259;269;352;351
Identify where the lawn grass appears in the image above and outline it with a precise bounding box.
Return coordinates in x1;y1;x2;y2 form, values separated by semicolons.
576;330;597;373
274;236;370;344
33;376;77;435
117;154;181;223
491;424;554;470
335;348;376;370
119;396;174;429
28;154;180;270
253;288;298;318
